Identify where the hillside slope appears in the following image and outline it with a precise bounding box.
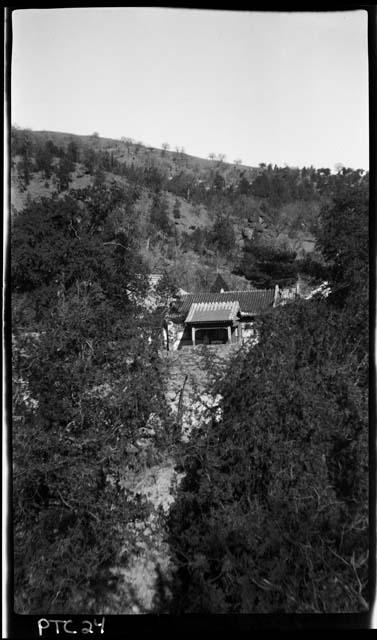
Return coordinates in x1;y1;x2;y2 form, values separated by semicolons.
11;126;365;291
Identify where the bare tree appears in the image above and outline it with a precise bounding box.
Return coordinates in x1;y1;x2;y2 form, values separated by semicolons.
121;137;134;152
161;142;170;157
134;141;144;156
208;153;216;161
234;158;242;167
217;153;226;163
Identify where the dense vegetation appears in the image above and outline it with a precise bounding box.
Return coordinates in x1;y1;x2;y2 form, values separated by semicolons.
11;127;369;614
11;182;174;612
167;176;369;613
11;127;367;292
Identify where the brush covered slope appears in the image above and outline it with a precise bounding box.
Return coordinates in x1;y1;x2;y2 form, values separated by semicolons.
166;176;369;613
10;127;369;614
11;126;366;292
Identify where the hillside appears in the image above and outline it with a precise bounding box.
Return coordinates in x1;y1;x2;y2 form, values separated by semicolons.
10;125;369;615
10;127;366;291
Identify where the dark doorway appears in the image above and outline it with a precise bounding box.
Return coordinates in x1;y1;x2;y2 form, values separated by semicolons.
195;327;228;345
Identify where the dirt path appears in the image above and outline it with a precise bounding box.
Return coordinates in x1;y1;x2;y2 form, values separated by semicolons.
105;460;183;613
105;346;232;613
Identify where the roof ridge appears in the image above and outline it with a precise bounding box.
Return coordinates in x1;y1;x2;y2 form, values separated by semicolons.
181;288;274;296
226;288;273;293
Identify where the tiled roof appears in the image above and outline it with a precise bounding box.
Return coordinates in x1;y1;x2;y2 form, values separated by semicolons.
185;300;240;323
176;289;275;318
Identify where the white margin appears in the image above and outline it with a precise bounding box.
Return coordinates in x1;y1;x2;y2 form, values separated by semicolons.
3;7;10;639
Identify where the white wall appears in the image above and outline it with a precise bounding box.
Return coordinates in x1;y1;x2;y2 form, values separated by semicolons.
165;321;185;350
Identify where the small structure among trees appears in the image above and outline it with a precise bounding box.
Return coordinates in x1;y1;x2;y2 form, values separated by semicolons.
165;276;279;349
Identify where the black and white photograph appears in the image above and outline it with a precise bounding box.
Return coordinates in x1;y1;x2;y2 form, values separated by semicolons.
5;5;372;631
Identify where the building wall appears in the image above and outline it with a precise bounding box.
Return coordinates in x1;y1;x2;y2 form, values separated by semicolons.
164;320;185;351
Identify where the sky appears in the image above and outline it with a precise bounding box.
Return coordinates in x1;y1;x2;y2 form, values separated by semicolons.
11;8;369;170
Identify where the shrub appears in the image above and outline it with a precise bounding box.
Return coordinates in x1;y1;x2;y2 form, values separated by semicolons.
12;184;171;612
168;299;368;613
236;238;298;288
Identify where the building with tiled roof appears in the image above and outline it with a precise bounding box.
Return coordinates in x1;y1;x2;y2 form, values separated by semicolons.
176;289;276;319
186;300;240;324
166;286;278;349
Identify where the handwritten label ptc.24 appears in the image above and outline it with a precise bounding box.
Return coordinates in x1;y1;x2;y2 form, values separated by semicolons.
37;618;105;635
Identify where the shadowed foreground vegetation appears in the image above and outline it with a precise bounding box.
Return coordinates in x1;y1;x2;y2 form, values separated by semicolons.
11;127;369;613
166;179;369;613
11;183;175;612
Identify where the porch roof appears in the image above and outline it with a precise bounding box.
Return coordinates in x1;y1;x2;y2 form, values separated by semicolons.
185;300;240;324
